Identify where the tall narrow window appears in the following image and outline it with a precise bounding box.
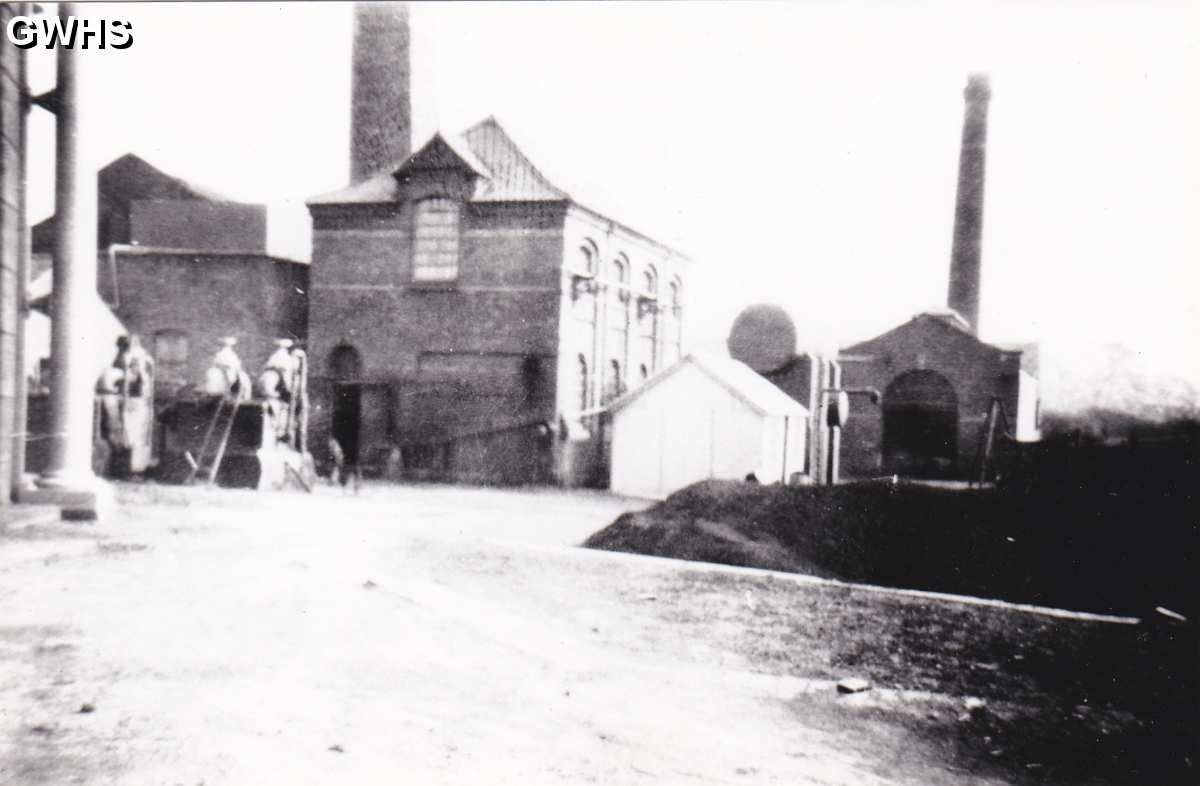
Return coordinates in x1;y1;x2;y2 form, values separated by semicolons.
610;257;627;287
638;265;659;372
413;198;460;282
642;266;657;297
667;279;683;363
578;241;598;276
577;354;589;411
604;359;623;404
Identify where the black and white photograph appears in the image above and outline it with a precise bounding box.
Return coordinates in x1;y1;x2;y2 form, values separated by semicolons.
0;1;1195;783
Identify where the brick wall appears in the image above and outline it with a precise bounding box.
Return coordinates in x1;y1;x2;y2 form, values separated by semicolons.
838;315;1024;478
307;194;567;478
129;200;267;253
350;2;411;181
99;251;308;393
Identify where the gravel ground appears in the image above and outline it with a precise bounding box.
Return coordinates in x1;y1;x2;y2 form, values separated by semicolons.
0;481;1182;785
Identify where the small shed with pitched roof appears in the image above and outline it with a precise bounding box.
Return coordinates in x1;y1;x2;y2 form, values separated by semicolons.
608;353;808;499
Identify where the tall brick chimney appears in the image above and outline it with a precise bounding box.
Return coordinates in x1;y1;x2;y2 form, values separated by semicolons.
350;2;412;182
947;74;991;335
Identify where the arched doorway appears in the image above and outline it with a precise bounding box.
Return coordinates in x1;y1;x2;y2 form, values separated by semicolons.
882;370;958;477
328;344;363;465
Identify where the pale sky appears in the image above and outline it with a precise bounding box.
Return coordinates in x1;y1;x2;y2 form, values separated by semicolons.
24;1;1200;408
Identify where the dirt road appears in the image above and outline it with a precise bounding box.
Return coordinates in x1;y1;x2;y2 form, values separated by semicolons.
0;483;1041;785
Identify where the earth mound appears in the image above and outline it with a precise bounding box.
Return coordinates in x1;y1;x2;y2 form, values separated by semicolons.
585;479;1196;617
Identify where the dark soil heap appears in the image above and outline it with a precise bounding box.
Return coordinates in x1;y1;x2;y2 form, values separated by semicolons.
585;479;1197;618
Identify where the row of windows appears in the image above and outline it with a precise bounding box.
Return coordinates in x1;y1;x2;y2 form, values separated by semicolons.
575;348;683;411
407;198;684;305
577;241;682;307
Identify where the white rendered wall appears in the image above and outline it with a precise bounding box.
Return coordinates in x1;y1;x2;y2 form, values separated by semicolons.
611;362;768;499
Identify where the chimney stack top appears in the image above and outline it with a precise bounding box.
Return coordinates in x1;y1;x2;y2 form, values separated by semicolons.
965;73;991;102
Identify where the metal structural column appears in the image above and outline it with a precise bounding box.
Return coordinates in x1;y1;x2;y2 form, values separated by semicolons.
23;4;108;518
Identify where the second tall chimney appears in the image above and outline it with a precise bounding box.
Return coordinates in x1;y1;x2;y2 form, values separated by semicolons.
947;74;991;335
350;2;412;182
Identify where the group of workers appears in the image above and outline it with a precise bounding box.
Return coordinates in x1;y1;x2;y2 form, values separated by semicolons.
94;334;315;479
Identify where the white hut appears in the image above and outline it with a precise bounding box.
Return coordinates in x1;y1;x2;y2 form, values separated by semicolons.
608;353;808;499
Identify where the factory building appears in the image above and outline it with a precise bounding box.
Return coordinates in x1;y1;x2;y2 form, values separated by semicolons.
307;119;687;484
839;311;1038;478
838;75;1040;479
27;153;306;397
305;3;688;485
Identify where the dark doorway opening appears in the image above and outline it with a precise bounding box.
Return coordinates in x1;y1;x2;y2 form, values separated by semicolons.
332;384;362;465
882;369;958;478
328;344;364;466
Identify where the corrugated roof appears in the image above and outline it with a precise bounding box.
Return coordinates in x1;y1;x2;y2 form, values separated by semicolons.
609;353;808;417
306;117;685;256
460;117;569;202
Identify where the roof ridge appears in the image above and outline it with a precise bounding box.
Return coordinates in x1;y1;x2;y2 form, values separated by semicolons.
609;353;806;416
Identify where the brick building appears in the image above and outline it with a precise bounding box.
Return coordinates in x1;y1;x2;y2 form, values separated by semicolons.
836;76;1040;480
307;118;688;484
839;311;1038;478
28;153;305;395
92;249;307;395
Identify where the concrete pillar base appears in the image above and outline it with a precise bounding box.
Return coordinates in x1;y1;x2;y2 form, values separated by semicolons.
18;476;113;521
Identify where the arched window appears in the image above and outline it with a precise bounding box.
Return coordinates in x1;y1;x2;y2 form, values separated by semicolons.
669;278;682;309
329;343;363;380
578;240;598;276
413;197;460;281
642;266;658;296
605;359;623;403
610;256;627;286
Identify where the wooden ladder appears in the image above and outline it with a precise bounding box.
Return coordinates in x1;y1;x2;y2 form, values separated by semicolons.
185;396;240;486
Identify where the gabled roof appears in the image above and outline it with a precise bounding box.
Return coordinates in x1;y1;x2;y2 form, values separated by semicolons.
32;153;255;254
308;117;687;257
309;118;566;207
609;353;808;418
395;131;492;180
97;152;236;203
839;310;1034;369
